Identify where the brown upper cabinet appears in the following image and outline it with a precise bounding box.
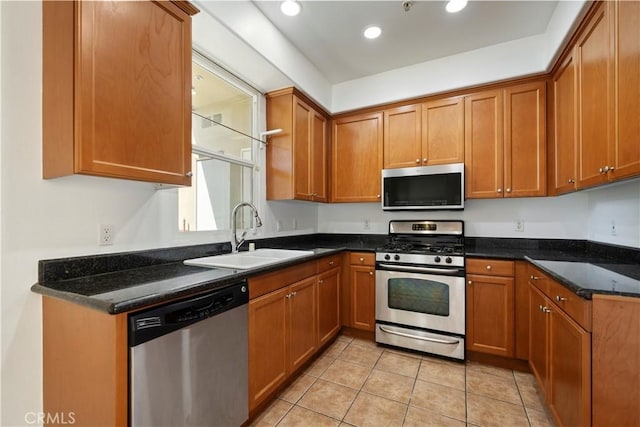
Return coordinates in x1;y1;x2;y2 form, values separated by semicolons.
464;90;504;198
266;88;329;202
383;98;464;170
552;1;640;193
608;0;640;181
331;112;383;202
550;52;578;195
576;2;612;189
422;97;465;166
465;82;546;199
43;0;198;185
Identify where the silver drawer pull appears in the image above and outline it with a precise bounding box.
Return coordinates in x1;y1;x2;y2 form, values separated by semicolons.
555;295;568;302
378;325;460;345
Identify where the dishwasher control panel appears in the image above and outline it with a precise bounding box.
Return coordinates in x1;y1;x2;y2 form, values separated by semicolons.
129;281;248;347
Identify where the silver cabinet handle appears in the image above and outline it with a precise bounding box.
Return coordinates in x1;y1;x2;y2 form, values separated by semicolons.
468;280;473;285
378;263;461;275
497;188;502;193
542;307;552;314
318;280;324;285
486;265;492;271
359;257;364;262
329;261;335;266
291;291;297;297
530;275;539;280
378;325;460;345
604;165;610;173
423;158;428;163
285;293;291;299
539;304;544;312
599;167;604;174
415;159;420;163
369;271;374;276
568;179;575;184
506;188;511;193
609;166;615;172
185;171;193;177
377;194;381;198
556;295;568;302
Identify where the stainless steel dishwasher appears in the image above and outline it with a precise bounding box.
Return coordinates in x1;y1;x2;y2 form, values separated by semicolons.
129;281;248;427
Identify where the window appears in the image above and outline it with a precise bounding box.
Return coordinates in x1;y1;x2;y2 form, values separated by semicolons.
179;51;261;232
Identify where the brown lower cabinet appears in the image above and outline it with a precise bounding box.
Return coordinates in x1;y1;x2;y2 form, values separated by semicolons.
466;258;515;357
349;253;376;331
248;255;342;413
528;266;591;427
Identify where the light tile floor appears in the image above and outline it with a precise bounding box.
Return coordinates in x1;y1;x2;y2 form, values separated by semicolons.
251;334;555;427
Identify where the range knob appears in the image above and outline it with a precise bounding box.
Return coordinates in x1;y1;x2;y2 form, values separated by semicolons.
434;256;441;263
445;257;452;264
394;254;400;261
384;254;391;261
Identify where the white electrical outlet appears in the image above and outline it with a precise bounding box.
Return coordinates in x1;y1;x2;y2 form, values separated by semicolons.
364;219;370;230
515;219;524;232
611;220;617;236
99;224;115;245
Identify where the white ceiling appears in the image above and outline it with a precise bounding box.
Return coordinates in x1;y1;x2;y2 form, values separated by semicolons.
252;0;559;84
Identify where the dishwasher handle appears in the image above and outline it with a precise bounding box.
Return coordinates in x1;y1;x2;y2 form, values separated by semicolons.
129;281;248;347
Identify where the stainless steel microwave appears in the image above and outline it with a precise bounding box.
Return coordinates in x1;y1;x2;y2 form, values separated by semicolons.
381;163;465;210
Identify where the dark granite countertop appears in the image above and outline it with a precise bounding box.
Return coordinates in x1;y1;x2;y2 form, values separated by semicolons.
32;247;345;314
466;237;640;300
32;234;640;314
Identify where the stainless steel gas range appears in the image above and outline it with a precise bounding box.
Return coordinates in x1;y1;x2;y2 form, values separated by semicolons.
375;220;465;360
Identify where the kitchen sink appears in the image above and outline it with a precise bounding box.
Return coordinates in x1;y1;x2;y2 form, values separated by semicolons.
183;249;314;270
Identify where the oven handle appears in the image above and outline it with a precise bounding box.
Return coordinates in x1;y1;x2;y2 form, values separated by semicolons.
378;325;460;345
377;263;462;275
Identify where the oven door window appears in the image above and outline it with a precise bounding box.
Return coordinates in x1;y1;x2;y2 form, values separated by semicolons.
387;278;449;317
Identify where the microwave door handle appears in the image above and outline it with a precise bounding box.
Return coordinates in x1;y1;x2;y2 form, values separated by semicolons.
378;325;460;345
377;264;461;275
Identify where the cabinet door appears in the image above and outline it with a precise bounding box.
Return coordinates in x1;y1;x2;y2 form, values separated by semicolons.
576;2;611;188
75;1;192;185
609;0;640;180
288;278;317;371
465;90;504;198
548;304;591;427
350;266;375;331
551;53;578;194
528;284;549;393
317;267;341;346
466;274;514;357
422;97;464;166
332;113;383;202
310;110;328;201
293;97;312;200
504;82;546;197
248;287;290;411
383;104;422;169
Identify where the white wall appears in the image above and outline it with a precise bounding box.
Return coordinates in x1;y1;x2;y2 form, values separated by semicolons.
586;179;640;248
317;191;589;240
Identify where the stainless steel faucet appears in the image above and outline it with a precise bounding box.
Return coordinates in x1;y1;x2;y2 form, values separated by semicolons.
231;202;263;252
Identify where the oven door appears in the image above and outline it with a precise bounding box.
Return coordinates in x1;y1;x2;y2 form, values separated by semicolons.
375;265;465;336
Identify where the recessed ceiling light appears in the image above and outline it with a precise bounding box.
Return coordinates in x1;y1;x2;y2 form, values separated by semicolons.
363;25;382;40
446;0;467;13
281;0;301;16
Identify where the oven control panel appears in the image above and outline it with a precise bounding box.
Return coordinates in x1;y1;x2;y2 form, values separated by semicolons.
375;252;465;268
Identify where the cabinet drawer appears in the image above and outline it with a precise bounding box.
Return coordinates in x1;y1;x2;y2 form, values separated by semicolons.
466;259;514;276
317;254;342;273
548;279;592;332
249;261;317;299
350;252;375;266
528;264;551;295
